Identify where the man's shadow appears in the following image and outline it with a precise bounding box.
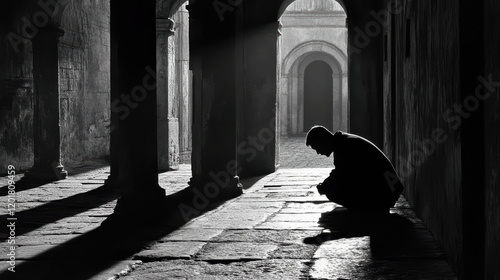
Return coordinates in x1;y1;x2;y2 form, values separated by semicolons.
303;207;445;260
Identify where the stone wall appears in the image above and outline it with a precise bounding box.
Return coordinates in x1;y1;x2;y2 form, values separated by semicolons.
385;0;463;275
0;0;111;172
0;3;35;171
59;0;111;166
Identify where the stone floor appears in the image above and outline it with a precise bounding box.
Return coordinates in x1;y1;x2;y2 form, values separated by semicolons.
278;136;333;169
0;137;457;280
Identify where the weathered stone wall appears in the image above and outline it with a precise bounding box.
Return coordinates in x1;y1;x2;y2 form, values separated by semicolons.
343;0;386;148
0;1;111;172
0;3;35;171
59;0;110;166
385;0;463;274
484;0;500;278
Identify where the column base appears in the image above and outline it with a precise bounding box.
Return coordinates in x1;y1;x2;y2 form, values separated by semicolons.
102;186;167;227
103;174;120;189
24;162;68;181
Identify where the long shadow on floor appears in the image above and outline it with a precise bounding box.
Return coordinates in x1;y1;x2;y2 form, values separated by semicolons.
0;160;109;196
0;185;120;240
303;208;453;279
0;177;61;197
0;185;240;280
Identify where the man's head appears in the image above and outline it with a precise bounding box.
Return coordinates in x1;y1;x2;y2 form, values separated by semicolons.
306;125;335;157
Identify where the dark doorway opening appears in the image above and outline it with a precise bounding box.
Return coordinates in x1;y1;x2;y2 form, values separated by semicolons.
304;60;334;132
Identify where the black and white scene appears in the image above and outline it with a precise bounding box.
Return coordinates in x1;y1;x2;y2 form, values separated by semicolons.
0;0;499;279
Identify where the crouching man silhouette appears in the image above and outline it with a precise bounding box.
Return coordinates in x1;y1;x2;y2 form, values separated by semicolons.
306;126;404;214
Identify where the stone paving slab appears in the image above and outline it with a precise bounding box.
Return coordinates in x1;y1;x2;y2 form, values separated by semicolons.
135;241;207;260
196;242;278;261
264;181;323;187
269;213;323;222
269;242;317;259
279;136;333;169
0;244;53;261
120;259;310;280
255;221;324;230
265;192;314;198
0;260;142;280
310;258;457;280
212;229;291;243
313;236;372;259
216;201;286;212
15;234;80;246
280;202;337;213
184;211;275;230
238;195;330;203
160;229;224;242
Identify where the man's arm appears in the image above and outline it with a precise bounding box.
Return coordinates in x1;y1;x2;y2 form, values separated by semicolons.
317;169;337;195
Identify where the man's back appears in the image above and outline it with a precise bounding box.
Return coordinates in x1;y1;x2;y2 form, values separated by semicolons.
332;131;396;176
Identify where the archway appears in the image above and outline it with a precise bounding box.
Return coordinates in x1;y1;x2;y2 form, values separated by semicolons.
281;47;347;135
304;60;334;131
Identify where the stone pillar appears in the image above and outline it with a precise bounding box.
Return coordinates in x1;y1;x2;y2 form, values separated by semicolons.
157;18;179;172
188;0;242;195
176;5;192;164
26;27;67;181
109;0;164;211
237;21;280;176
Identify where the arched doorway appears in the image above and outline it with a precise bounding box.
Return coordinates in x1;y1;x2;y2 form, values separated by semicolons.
281;48;347;135
304;60;334;131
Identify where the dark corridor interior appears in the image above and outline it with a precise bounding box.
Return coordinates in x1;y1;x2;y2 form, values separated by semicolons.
0;0;499;279
304;60;334;132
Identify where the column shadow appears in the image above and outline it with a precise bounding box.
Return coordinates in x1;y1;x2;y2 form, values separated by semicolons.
0;185;119;240
0;160;110;196
0;184;240;280
0;177;54;197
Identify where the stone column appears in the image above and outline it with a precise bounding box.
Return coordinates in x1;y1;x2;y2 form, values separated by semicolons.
188;0;242;195
176;5;192;164
109;0;165;212
26;26;67;181
157;18;179;172
237;21;280;176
